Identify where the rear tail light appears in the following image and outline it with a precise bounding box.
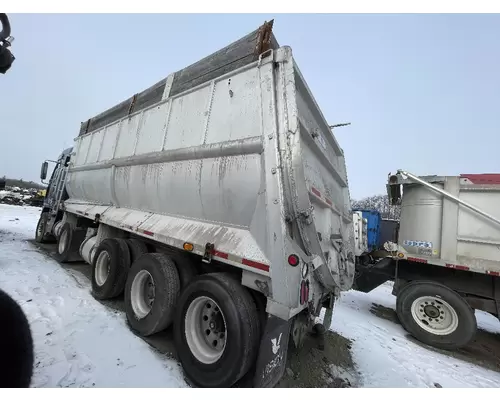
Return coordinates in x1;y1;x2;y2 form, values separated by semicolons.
288;254;299;267
300;280;310;305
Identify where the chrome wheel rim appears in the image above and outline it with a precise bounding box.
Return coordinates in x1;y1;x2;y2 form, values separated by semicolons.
130;270;155;319
410;295;459;335
184;296;227;364
95;250;110;286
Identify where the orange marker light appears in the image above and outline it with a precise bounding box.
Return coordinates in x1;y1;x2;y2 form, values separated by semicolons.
183;243;194;252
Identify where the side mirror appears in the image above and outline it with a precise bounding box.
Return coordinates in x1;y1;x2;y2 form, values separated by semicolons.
40;161;48;181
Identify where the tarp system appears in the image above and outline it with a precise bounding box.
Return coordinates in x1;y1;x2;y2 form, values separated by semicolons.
79;20;278;137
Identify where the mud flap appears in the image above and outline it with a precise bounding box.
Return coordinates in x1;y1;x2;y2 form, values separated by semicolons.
253;315;292;388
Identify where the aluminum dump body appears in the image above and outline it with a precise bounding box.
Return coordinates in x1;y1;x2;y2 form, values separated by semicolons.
63;22;354;317
388;172;500;276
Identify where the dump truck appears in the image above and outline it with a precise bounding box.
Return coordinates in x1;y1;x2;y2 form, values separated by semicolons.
35;21;355;388
354;170;500;350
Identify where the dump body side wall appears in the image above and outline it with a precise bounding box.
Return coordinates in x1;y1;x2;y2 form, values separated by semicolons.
69;60;271;268
396;175;500;275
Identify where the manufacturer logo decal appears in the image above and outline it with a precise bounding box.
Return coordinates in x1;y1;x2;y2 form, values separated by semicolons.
403;240;433;249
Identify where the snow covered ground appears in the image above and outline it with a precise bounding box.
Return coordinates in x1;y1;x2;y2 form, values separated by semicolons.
1;204;500;388
0;205;186;388
330;284;500;388
332;284;500;388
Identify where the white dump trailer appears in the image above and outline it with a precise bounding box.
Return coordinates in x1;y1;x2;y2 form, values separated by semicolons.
355;170;500;351
36;21;355;388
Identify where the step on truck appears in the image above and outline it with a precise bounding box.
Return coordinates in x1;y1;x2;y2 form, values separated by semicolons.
354;170;500;350
35;20;355;388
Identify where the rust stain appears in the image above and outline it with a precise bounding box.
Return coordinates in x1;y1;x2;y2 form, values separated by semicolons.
128;93;138;115
255;20;274;55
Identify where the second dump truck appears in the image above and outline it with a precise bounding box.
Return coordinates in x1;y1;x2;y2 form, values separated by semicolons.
354;171;500;351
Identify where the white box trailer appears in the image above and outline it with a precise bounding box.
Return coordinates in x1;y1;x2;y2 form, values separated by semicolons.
354;169;500;351
36;21;355;388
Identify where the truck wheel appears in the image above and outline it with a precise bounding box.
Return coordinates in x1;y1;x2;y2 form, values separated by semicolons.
91;238;131;300
396;281;477;350
125;253;180;336
173;273;261;388
55;223;85;263
126;238;148;263
35;212;52;243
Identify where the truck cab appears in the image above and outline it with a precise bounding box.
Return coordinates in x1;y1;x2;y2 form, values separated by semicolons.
35;147;73;244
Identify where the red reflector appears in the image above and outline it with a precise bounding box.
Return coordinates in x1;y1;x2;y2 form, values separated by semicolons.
213;250;228;259
142;230;154;237
487;271;500;276
242;258;270;272
446;263;470;271
288;254;300;267
311;187;321;197
407;257;427;264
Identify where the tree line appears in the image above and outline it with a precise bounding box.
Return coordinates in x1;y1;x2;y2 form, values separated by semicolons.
351;194;401;221
1;176;46;190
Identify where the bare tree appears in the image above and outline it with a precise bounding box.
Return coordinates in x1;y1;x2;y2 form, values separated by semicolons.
351;194;401;220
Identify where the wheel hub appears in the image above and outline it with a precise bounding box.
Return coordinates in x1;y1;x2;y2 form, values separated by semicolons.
131;270;156;319
423;304;440;319
411;295;459;336
146;280;155;307
95;250;111;287
185;296;227;364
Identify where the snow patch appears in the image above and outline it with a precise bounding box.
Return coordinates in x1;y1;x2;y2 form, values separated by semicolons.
0;204;187;388
329;284;500;388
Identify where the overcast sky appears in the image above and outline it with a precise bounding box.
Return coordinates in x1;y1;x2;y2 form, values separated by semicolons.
1;14;499;199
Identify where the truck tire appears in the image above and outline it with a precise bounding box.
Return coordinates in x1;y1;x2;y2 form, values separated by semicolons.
173;273;261;388
126;238;148;263
169;253;197;289
396;281;477;350
35;212;52;244
55;223;85;263
125;253;180;336
91;238;131;300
